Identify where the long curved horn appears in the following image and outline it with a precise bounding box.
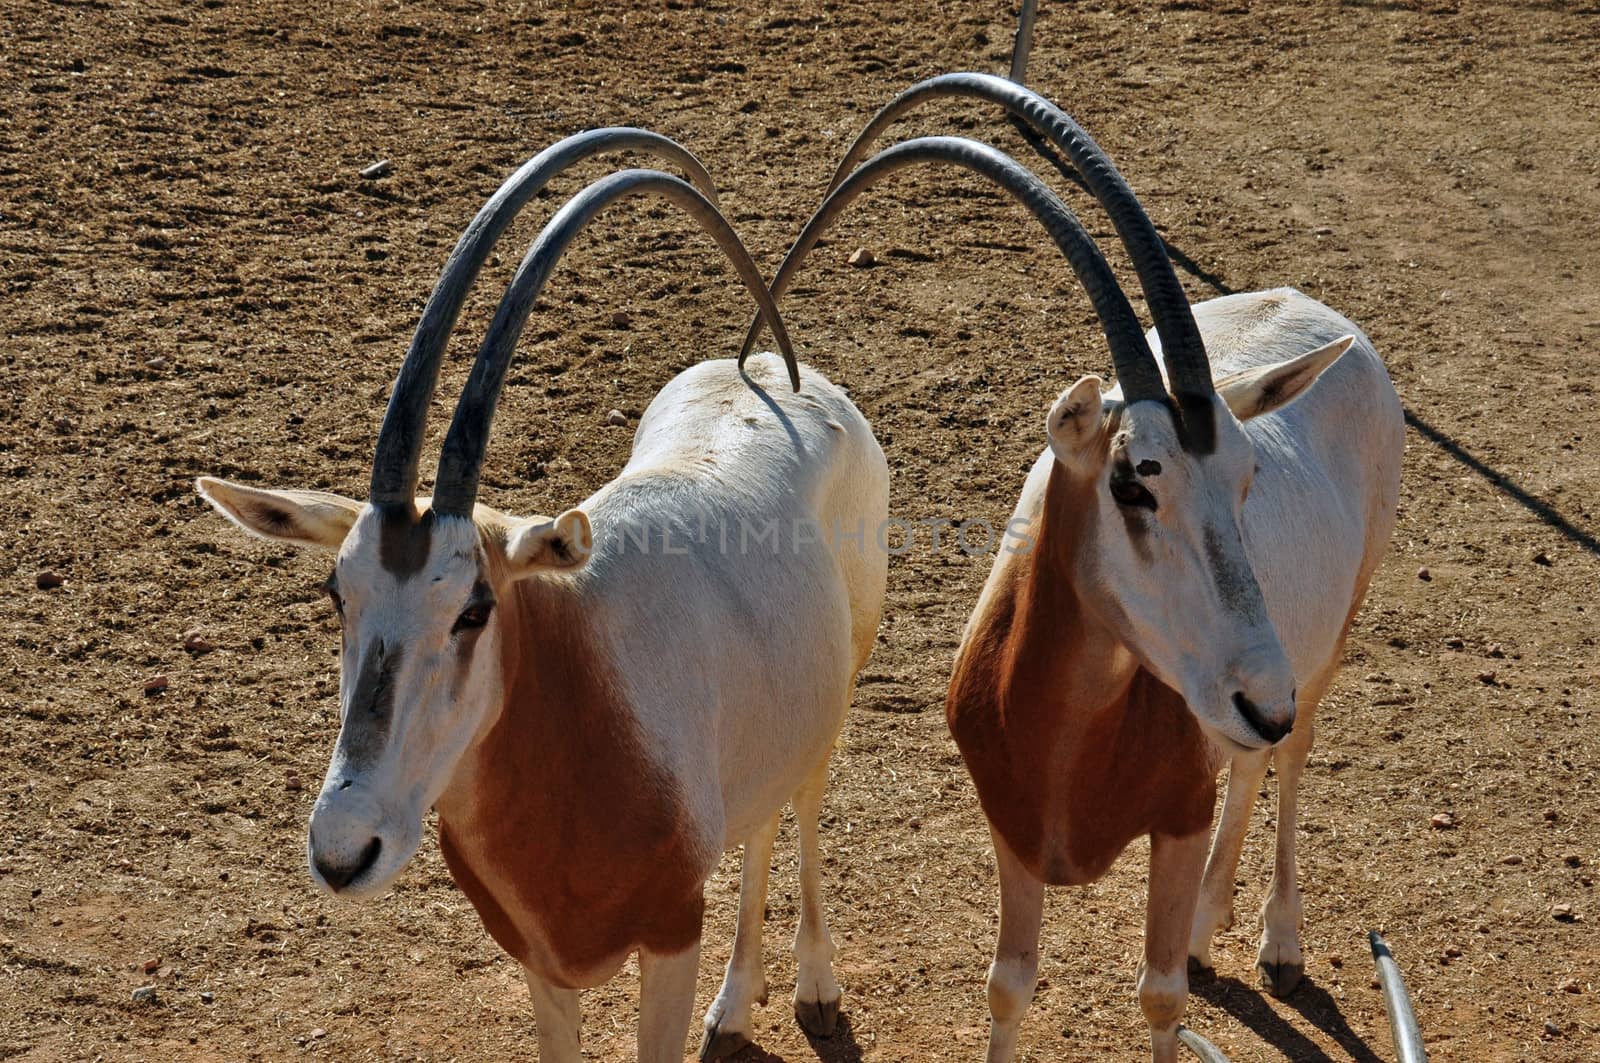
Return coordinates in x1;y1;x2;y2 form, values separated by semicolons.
1009;0;1039;84
739;136;1165;401
819;74;1216;446
368;129;724;506
431;169;796;517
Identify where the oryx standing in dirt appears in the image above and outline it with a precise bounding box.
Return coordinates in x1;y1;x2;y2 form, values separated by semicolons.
742;75;1403;1061
198;128;889;1063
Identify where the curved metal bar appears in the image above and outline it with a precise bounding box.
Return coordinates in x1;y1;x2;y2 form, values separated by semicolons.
432;169;796;515
1176;1025;1231;1063
1009;0;1039;84
738;135;1164;400
369;128;723;505
817;73;1215;443
1370;932;1428;1063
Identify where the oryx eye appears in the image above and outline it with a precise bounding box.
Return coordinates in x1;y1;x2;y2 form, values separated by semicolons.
1110;477;1157;511
452;601;494;634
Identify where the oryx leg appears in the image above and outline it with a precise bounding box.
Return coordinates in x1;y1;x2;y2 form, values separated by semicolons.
700;812;782;1060
1187;746;1270;972
525;970;582;1063
639;938;703;1063
791;755;843;1036
984;830;1045;1063
1141;829;1209;1063
1257;679;1327;998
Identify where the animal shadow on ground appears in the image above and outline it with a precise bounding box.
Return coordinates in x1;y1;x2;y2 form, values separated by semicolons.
1190;971;1385;1063
1404;408;1600;558
728;1014;866;1063
1003;119;1600;563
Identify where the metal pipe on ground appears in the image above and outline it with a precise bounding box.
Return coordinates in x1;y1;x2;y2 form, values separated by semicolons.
1177;1024;1230;1063
1370;931;1428;1063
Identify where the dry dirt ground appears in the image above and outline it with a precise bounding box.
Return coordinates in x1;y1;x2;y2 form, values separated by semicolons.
2;0;1597;1060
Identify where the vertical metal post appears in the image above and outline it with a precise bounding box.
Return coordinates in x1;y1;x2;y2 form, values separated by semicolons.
1009;0;1039;83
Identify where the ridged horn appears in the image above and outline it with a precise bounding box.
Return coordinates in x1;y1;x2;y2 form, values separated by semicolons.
819;73;1217;447
431;169;796;516
368;129;724;506
738;136;1165;401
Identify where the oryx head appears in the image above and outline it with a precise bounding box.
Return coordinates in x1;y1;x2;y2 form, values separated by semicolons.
1043;336;1350;753
199;129;795;898
740;74;1353;752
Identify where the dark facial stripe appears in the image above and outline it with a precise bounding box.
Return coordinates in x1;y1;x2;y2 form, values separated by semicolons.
338;640;401;770
1171;391;1216;455
1108;453;1153;558
378;504;435;579
1202;524;1263;620
449;584;493;700
1120;509;1151;560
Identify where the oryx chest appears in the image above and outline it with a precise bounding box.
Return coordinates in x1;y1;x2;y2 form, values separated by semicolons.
952;669;1217;887
433;599;716;988
436;735;712;988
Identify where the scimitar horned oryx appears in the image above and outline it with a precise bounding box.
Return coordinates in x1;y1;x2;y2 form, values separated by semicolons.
743;74;1403;1062
197;127;889;1063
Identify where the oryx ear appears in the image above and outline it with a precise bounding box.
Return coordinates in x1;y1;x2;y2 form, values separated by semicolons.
1217;335;1354;421
506;508;593;578
196;477;361;550
1045;375;1108;466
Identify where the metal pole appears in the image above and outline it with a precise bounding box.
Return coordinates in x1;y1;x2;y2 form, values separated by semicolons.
1177;1024;1231;1063
1009;0;1038;84
1370;931;1428;1062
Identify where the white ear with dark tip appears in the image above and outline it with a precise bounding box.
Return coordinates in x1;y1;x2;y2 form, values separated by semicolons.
1046;375;1108;467
196;477;362;550
1216;335;1354;421
506;508;593;578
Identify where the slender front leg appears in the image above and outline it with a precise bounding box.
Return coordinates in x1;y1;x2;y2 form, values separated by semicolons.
791;755;843;1036
1141;829;1209;1063
1258;703;1318;997
1188;748;1270;971
701;813;782;1060
640;939;703;1063
984;830;1045;1063
525;968;582;1063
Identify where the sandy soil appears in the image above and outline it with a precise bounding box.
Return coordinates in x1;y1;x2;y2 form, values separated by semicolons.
1;1;1597;1060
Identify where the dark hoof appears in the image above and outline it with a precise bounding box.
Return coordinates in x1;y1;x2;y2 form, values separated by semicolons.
1186;957;1215;981
1258;959;1304;998
795;996;841;1037
698;1025;752;1061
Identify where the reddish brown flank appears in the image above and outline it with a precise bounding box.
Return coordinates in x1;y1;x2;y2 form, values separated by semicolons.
947;464;1214;886
438;543;707;986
